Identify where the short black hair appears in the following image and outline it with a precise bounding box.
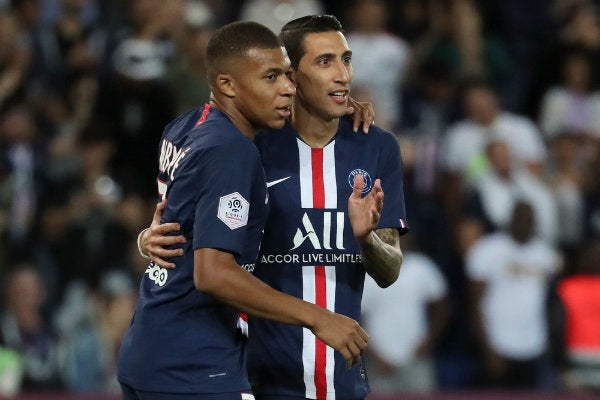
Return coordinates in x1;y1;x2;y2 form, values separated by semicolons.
279;15;343;69
205;21;282;83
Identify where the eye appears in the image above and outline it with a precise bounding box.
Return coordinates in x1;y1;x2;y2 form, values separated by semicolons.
318;58;330;66
265;73;276;80
343;55;352;64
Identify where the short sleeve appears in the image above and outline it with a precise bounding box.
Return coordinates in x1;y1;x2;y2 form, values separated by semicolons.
377;131;408;234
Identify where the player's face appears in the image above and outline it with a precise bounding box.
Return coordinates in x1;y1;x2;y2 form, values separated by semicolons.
232;47;295;130
293;31;353;121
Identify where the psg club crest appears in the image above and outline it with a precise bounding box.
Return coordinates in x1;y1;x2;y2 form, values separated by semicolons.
348;169;373;194
218;192;249;230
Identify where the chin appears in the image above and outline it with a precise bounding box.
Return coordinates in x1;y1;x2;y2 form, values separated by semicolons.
268;120;286;129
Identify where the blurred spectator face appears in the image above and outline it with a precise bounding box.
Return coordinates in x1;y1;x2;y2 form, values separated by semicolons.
127;0;161;27
486;140;512;178
184;27;212;67
13;0;40;28
562;2;600;46
0;105;36;144
348;0;387;32
551;134;579;166
563;53;591;92
510;202;535;243
0;12;20;59
464;86;499;125
457;218;483;255
60;0;85;14
6;266;45;317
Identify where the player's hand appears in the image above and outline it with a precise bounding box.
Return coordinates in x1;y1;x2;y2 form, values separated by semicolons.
142;199;186;268
346;97;374;134
348;174;383;243
311;309;368;369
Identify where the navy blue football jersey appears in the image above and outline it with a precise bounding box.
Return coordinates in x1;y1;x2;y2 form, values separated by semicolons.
249;117;408;399
118;104;269;394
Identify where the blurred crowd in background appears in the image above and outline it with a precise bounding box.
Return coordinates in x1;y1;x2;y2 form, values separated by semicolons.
0;0;599;397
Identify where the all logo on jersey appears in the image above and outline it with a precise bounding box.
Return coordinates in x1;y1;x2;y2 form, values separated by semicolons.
218;192;249;230
348;169;373;194
292;212;345;250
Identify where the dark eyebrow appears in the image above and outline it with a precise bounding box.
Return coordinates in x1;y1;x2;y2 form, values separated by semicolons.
315;51;353;61
262;67;289;75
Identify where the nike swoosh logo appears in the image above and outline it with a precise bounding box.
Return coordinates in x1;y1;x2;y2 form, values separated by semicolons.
266;176;291;188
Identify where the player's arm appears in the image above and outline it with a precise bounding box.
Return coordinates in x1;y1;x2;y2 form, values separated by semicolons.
348;175;403;288
138;199;186;268
361;227;403;288
194;247;368;368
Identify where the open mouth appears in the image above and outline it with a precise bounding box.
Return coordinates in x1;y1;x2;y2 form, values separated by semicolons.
329;91;348;103
276;106;292;117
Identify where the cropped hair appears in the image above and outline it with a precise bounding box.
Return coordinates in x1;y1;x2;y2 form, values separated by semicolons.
279;15;343;69
205;21;282;82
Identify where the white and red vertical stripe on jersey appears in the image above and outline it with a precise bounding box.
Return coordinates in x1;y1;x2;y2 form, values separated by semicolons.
302;265;336;400
297;139;337;209
298;138;339;399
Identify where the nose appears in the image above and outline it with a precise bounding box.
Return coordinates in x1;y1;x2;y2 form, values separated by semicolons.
281;75;296;96
333;59;350;85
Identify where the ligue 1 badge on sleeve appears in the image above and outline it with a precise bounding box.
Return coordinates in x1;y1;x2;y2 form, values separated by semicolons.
218;192;249;229
348;169;373;194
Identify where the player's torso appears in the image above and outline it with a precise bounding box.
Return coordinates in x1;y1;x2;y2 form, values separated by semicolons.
249;120;390;399
119;106;267;393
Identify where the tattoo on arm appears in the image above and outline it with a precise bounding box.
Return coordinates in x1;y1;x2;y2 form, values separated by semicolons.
360;228;403;288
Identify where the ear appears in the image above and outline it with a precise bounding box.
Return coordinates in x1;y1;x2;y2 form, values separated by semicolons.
215;74;235;98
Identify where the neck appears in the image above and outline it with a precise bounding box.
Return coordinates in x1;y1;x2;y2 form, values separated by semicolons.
291;102;339;148
209;98;255;140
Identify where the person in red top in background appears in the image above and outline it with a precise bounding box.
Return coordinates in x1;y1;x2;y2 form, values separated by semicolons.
555;240;600;394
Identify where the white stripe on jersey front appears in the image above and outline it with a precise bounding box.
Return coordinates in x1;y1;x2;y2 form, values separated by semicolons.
302;265;337;400
297;139;338;209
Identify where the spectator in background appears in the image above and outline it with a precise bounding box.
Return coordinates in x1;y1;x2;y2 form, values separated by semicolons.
441;81;547;226
93;0;181;197
399;58;459;258
164;1;214;114
30;0;105;95
467;201;561;389
362;234;450;394
527;0;600;118
55;124;131;300
95;34;176;198
582;137;600;239
0;10;31;113
406;0;514;99
545;134;586;254
58;269;136;394
345;0;410;130
239;0;324;34
0;263;63;392
538;51;600;140
553;239;600;394
0;104;48;261
465;138;559;245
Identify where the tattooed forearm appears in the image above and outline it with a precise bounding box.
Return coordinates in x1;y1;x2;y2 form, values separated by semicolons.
360;228;403;288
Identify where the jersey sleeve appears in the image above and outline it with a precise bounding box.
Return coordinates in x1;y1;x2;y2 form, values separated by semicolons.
166;138;262;257
196;142;261;256
377;132;408;234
